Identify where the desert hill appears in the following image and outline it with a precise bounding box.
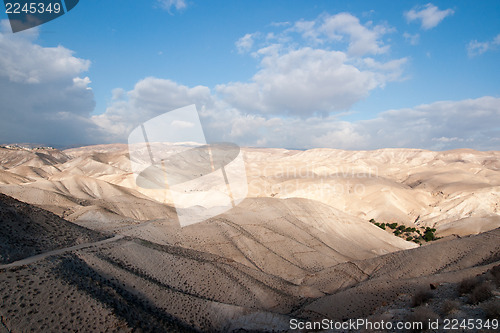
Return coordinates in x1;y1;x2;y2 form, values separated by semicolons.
115;197;417;283
0;144;499;331
296;227;500;321
0;145;499;238
0;193;498;332
0;193;105;264
243;147;500;234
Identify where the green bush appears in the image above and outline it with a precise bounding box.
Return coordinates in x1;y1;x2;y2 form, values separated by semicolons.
423;228;436;242
369;218;376;223
388;222;398;229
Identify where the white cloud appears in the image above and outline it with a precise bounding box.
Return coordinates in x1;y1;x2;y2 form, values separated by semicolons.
405;4;454;30
403;32;420;45
221;13;405;117
0;32;90;84
217;47;406;116
494;34;500;45
0;21;97;146
293;19;323;45
357;96;500;150
319;13;391;56
235;33;257;54
270;21;291;27
156;0;187;13
199;96;500;151
92;77;214;142
288;13;392;56
92;74;499;151
467;33;500;57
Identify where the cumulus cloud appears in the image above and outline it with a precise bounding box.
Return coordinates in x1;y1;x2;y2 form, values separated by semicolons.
357;96;500;150
156;0;187;13
92;77;214;142
217;47;405;116
96;74;499;151
235;33;258;54
403;32;420;45
2;10;494;152
318;13;391;56
405;3;454;30
219;96;500;150
467;33;500;57
288;13;392;56
224;13;405;117
0;21;98;146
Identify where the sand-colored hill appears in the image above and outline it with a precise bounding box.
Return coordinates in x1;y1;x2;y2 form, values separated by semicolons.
0;145;499;238
243;147;500;233
296;227;500;321
117;197;417;283
1;144;500;331
0;193;498;332
0;146;69;168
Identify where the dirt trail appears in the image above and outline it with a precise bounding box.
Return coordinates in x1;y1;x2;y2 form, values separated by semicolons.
0;235;124;269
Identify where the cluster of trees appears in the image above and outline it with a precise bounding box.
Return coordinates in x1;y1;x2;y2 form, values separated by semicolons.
369;219;438;243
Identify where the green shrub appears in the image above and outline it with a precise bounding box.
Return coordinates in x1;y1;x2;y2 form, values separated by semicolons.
406;236;413;241
423;228;436;242
369;218;376;223
388;222;398;229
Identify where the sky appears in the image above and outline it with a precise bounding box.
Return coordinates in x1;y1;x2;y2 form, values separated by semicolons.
0;0;499;150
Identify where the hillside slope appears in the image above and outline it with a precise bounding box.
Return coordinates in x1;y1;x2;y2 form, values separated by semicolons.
0;193;106;264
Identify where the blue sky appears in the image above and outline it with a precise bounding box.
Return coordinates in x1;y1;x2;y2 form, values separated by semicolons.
0;0;499;149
